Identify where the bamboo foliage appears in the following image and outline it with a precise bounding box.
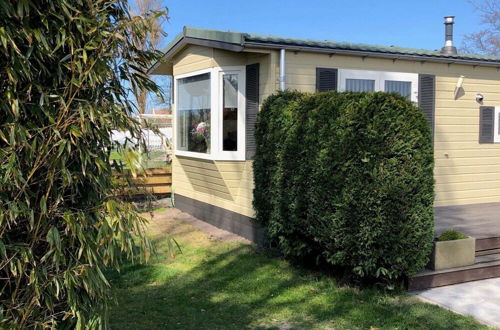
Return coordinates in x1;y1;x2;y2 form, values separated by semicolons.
0;0;165;328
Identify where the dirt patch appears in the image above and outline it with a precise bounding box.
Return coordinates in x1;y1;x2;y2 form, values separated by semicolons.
143;207;251;247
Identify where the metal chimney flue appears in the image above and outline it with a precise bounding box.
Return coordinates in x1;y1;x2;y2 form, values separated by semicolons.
441;16;458;55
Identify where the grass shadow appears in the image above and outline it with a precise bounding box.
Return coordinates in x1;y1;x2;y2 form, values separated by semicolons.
109;234;488;330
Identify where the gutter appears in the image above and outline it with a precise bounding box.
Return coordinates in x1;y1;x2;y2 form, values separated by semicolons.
244;41;500;68
148;31;500;75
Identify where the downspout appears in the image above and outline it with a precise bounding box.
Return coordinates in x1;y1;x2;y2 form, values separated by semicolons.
279;48;286;91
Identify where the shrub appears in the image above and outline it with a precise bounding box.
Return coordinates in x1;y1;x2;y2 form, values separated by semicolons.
437;230;468;241
253;91;304;231
0;1;165;328
253;91;434;282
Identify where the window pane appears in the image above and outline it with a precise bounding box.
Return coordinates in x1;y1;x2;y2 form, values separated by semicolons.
345;79;375;92
223;74;238;151
385;80;412;100
177;73;211;153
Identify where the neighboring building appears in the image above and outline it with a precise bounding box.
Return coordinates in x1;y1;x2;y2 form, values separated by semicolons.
150;20;500;242
138;113;173;151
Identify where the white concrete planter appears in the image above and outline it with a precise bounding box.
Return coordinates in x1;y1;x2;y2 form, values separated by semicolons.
431;237;476;270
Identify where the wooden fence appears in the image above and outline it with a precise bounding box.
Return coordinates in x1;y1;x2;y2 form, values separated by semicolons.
116;167;172;195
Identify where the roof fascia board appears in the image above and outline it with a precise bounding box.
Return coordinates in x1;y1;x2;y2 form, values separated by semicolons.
244;41;500;68
183;37;244;53
163;37;244;60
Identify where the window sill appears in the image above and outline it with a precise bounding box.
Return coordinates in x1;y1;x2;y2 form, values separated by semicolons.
174;149;246;161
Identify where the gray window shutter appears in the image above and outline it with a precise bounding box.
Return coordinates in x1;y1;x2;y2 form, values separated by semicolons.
246;63;260;159
316;68;338;92
418;74;436;136
479;106;495;143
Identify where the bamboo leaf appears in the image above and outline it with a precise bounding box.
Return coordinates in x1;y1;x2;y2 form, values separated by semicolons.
69;125;82;137
60;53;72;63
0;240;6;259
47;226;61;252
40;196;47;214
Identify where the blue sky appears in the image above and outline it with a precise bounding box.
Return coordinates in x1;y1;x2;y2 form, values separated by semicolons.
160;0;483;52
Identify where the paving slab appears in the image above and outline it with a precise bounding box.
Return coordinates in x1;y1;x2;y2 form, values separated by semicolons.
414;278;500;328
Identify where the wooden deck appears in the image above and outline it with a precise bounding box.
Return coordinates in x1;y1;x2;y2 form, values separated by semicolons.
435;203;500;239
408;203;500;290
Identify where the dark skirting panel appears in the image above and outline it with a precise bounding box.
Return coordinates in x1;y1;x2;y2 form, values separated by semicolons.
174;194;266;245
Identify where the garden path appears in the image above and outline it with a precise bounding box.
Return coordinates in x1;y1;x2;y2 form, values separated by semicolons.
415;278;500;328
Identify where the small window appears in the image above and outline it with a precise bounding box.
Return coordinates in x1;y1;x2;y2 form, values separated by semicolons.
346;79;375;92
177;73;211;154
338;69;418;102
385;80;412;100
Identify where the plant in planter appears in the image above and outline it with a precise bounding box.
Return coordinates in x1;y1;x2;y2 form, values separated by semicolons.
431;230;476;270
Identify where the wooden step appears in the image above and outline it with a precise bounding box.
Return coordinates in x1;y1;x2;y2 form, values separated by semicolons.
409;253;500;291
476;237;500;253
476;248;500;257
475;237;500;257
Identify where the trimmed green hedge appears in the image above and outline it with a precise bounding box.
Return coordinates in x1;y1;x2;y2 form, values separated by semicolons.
253;91;435;282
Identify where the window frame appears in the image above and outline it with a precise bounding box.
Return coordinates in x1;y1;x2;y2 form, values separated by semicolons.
494;107;500;143
338;69;419;102
217;68;246;160
173;66;246;161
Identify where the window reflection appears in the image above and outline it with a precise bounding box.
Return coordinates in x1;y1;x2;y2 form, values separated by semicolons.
222;74;238;151
177;73;211;153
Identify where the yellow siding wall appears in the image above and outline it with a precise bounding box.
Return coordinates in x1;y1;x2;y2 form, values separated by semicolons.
284;52;500;207
172;157;254;217
171;45;275;217
173;44;500;216
434;76;500;206
172;45;276;103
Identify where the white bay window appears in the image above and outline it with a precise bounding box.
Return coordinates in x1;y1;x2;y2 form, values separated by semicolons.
174;67;246;160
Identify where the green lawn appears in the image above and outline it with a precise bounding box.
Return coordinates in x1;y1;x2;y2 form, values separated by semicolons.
108;211;490;330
